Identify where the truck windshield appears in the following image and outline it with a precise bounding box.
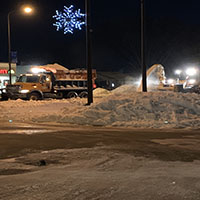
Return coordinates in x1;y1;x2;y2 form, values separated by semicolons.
17;75;40;83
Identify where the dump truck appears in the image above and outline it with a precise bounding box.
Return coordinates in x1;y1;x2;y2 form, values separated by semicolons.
1;66;96;100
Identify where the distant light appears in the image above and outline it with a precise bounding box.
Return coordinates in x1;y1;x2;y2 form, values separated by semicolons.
175;69;182;75
0;69;8;74
24;7;32;14
111;83;115;87
188;79;196;84
186;68;197;76
167;79;175;85
31;68;46;74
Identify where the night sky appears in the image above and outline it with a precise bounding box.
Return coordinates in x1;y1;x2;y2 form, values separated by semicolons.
1;0;200;76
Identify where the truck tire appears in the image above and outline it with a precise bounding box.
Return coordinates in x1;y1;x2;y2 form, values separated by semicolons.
79;91;88;98
10;97;18;100
29;92;40;101
56;92;64;99
67;91;78;98
1;94;8;101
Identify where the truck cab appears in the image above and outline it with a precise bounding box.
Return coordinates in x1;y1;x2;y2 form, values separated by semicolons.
16;73;52;92
2;73;54;100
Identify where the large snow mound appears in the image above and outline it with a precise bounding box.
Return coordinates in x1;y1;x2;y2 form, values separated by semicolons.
33;85;200;129
1;85;200;129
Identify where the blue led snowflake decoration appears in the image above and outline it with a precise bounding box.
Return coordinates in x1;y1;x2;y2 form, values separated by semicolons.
53;5;85;34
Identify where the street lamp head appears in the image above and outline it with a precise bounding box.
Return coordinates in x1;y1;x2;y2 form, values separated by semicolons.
24;7;32;13
21;5;33;15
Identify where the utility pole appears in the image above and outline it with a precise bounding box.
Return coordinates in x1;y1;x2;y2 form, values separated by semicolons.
8;12;12;85
85;0;93;105
141;0;147;92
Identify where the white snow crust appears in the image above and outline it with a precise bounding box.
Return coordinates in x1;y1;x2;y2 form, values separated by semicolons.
1;85;200;129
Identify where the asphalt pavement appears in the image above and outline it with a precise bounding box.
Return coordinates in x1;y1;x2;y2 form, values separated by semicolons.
0;122;200;200
0;122;200;162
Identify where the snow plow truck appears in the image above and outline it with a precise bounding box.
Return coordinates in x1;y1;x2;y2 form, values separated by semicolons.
1;65;96;100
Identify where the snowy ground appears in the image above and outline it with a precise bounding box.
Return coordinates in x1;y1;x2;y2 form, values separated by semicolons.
0;85;200;129
1;148;200;200
1;85;200;199
0;123;200;200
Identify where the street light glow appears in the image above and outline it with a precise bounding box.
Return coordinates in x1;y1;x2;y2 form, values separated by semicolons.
186;68;197;76
175;69;182;75
24;7;33;14
188;79;196;84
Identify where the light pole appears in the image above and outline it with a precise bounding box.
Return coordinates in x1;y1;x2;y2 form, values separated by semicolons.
7;11;12;85
141;0;147;92
85;0;93;105
7;6;33;85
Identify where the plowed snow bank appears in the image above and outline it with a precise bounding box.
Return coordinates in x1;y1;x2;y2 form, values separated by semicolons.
1;85;200;129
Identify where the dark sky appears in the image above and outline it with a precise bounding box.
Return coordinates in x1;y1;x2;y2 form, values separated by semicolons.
1;0;200;76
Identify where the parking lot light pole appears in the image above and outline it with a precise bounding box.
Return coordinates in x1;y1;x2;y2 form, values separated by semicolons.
7;11;12;85
7;6;33;85
85;0;93;105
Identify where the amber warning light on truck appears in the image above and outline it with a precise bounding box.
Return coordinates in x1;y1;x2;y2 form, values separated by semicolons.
31;68;46;74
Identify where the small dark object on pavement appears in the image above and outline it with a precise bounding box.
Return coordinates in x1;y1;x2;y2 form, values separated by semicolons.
39;160;46;166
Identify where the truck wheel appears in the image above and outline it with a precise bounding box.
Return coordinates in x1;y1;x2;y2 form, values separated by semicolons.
56;92;63;99
10;97;18;100
29;92;40;101
1;95;8;101
67;91;78;98
79;91;88;98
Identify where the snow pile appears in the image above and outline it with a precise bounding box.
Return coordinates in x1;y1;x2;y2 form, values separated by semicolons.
1;85;200;129
93;88;111;97
31;85;200;129
111;84;137;94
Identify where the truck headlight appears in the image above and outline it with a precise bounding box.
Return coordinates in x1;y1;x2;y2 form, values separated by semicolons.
20;89;30;93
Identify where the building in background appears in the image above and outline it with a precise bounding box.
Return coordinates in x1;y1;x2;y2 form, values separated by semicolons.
0;63;16;89
95;71;135;90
